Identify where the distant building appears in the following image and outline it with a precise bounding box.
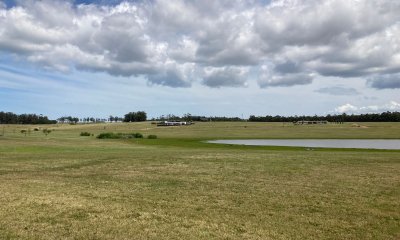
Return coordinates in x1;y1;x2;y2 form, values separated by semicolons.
156;121;193;126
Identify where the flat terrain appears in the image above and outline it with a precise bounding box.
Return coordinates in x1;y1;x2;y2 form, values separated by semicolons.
0;122;399;239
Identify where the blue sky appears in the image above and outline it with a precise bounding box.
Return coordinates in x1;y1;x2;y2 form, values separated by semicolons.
0;0;399;119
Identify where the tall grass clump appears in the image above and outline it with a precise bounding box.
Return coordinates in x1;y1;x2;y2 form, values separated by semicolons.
147;135;157;139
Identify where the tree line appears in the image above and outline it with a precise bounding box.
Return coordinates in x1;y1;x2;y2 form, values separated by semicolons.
249;112;400;122
57;116;124;124
0;112;56;124
2;111;400;124
58;112;147;124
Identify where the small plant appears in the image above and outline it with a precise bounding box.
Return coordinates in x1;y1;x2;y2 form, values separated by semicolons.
43;129;51;136
147;135;157;139
80;132;91;136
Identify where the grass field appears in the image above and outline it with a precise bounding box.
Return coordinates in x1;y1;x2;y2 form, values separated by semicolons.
0;122;399;239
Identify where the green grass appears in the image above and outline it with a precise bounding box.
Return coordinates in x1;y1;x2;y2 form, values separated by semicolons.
0;122;399;239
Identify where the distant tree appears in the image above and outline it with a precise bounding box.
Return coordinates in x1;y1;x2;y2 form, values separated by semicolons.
183;113;192;121
0;112;54;124
57;117;65;123
136;111;147;121
124;111;147;122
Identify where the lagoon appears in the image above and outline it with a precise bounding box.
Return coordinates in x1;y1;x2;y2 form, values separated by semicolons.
208;139;400;150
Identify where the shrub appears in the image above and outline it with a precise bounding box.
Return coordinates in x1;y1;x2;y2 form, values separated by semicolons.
132;133;143;138
96;132;144;139
34;128;39;131
97;132;122;139
80;132;91;136
43;129;51;136
147;135;157;139
123;133;143;139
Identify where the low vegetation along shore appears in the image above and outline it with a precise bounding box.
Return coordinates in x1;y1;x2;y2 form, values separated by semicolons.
0;122;399;239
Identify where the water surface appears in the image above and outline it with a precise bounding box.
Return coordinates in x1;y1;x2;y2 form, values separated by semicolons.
208;139;400;150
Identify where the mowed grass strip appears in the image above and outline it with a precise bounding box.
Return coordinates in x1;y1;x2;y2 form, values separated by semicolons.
0;122;399;239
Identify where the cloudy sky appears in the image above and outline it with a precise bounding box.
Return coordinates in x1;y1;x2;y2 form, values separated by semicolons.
0;0;399;119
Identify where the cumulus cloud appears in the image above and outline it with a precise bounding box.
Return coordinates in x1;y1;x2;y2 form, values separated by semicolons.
255;0;400;84
334;101;400;113
335;103;359;113
0;0;399;88
258;65;313;87
202;67;248;88
315;86;360;96
259;73;313;87
147;62;195;87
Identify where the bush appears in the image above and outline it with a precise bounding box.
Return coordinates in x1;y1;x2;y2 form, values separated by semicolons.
96;132;144;139
97;132;122;139
132;133;143;138
122;133;143;139
33;128;39;131
42;129;51;136
80;132;91;136
147;135;157;139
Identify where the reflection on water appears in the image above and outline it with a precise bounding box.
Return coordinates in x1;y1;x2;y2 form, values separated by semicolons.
208;139;400;150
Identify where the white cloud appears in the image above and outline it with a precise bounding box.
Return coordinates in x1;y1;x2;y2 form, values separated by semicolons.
258;64;313;87
334;103;359;113
0;0;399;88
334;101;400;114
202;66;249;88
147;61;196;87
168;36;198;63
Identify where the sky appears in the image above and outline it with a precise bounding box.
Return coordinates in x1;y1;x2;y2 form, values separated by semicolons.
0;0;399;119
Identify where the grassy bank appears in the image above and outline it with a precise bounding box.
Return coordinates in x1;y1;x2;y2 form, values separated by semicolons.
0;122;399;239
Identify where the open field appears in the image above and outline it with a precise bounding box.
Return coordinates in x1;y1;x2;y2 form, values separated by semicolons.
0;122;399;239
